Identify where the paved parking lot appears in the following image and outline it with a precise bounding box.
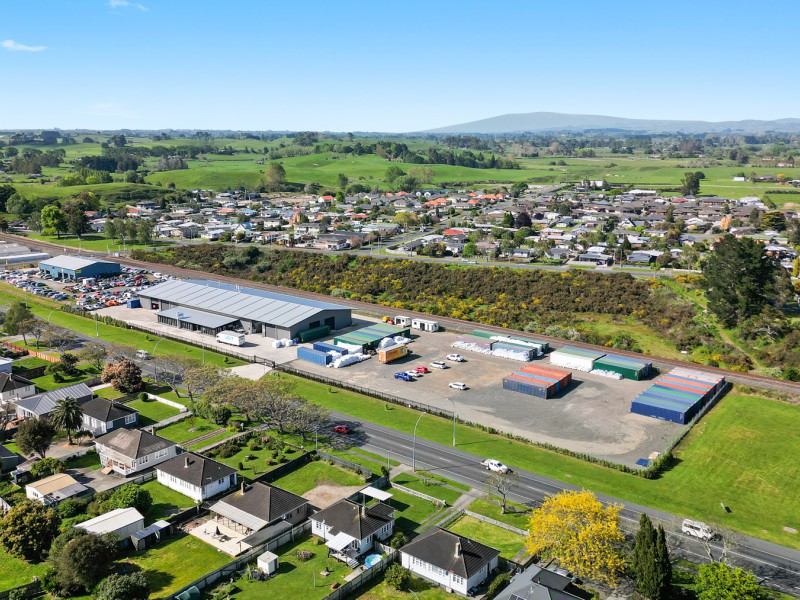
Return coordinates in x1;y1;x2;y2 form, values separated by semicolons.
290;327;683;468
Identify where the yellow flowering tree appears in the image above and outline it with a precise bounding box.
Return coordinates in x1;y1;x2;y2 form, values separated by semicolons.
525;490;625;587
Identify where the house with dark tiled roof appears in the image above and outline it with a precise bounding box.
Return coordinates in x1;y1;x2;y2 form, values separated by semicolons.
15;383;93;420
79;397;138;435
0;373;36;406
400;527;500;596
494;564;592;600
209;481;307;534
157;452;238;502
311;499;395;566
95;429;178;476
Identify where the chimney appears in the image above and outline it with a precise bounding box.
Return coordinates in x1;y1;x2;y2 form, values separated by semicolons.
454;541;462;558
184;455;190;468
240;481;246;495
360;504;367;518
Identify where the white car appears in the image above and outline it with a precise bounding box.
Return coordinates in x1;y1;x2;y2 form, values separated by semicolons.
481;459;510;473
445;353;465;362
449;382;467;390
429;360;447;369
405;370;422;378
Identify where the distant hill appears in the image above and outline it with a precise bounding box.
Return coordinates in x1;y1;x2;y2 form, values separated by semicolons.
424;112;800;134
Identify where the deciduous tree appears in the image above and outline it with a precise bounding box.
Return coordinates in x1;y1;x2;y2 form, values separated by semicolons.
101;359;143;393
40;205;67;238
3;302;33;335
484;470;520;514
16;418;57;458
525;490;624;587
0;500;61;561
77;342;107;369
695;562;766;600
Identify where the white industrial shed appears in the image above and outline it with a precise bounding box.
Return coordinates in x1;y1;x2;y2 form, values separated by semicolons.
75;507;145;539
137;279;352;339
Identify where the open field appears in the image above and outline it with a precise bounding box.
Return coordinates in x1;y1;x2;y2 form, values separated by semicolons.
285;373;800;549
447;515;526;560
27;232;171;253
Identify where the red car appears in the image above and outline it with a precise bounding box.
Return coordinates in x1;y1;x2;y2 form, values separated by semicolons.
333;425;351;435
414;366;430;374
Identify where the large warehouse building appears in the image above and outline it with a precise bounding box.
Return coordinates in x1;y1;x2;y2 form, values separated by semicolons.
38;255;121;281
137;279;352;339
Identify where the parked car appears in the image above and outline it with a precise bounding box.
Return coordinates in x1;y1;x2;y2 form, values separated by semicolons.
136;349;152;360
448;382;467;390
481;459;510;473
445;354;465;362
414;366;430;374
394;372;414;382
429;361;447;369
333;425;351;435
405;370;422;378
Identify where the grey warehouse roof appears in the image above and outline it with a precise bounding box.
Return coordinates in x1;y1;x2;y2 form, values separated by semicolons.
142;279;349;328
39;255;119;271
185;280;350;311
158;307;238;329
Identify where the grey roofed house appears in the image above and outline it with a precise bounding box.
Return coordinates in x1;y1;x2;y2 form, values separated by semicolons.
79;397;138;424
157;452;236;488
95;428;175;459
495;564;591;600
401;527;500;582
15;382;93;419
0;372;35;394
138;279;352;339
312;499;395;541
209;482;308;533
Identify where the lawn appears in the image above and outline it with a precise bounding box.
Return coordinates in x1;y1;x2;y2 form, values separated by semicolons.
356;573;463;600
0;284;245;369
121;533;230;598
64;450;101;470
0;546;48;592
208;437;304;477
187;429;239;452
127;398;182;425
389;488;447;535
270;460;365;496
391;473;463;506
219;534;352;600
466;498;531;531
447;515;526;561
155;416;222;445
283;373;800;549
93;386;125;399
27;232;172;253
138;480;194;523
31;366;99;391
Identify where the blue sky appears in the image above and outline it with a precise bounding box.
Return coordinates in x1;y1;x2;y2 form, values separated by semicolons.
2;0;799;132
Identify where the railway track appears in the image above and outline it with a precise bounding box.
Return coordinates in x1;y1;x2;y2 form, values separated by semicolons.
6;233;800;395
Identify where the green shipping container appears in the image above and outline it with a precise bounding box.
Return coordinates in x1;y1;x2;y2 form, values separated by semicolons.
594;358;642;380
298;325;331;343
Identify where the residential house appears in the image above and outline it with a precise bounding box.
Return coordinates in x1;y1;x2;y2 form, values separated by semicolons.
95;429;179;476
156;452;238;502
79;397;138;436
209;481;308;535
0;373;36;407
495;564;592;600
15;383;93;420
26;473;88;506
311;499;395;566
0;444;22;473
400;527;500;596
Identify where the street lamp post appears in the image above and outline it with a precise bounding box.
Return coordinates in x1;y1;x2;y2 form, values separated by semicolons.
152;338;164;379
412;412;426;472
446;397;457;447
46;309;56;323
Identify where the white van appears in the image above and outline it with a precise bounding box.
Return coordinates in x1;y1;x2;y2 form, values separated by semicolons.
136;349;152;360
682;519;714;540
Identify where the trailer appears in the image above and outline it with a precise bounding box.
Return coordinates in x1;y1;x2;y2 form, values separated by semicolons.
216;331;246;347
378;343;409;364
411;318;439;332
394;316;413;327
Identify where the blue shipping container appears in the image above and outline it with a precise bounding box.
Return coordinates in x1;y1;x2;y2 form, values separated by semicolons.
126;298;141;309
313;342;347;355
630;398;688;424
503;376;547;398
297;347;332;366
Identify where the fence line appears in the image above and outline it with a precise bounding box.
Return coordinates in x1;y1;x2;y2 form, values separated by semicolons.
390;483;448;507
254;451;313;484
320;549;398;600
0;581;42;600
145;393;189;412
464;509;528;536
317;450;372;479
2;342;59;362
167;521;312;600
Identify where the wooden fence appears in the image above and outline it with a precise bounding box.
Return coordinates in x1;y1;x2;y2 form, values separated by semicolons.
390;483;448;507
2;342;59;362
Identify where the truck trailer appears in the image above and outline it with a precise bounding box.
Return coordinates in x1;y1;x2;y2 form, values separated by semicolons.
216;331;246;347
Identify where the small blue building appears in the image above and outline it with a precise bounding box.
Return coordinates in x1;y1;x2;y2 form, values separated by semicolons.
38;255;122;282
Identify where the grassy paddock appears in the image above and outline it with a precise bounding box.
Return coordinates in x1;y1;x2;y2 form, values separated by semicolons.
391;473;463;506
126;398;182;424
281;373;800;549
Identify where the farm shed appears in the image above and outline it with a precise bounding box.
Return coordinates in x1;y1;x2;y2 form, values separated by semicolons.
76;508;145;543
411;318;439;332
593;354;652;380
549;346;605;372
503;365;571;398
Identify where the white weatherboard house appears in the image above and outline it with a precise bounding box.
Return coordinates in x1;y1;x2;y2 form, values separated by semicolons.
400;527;500;596
156;452;238;502
0;373;36;407
94;429;178;476
25;473;88;506
311;499;395;567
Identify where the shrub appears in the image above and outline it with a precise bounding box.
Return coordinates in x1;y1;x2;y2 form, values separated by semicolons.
138;392;150;401
385;564;410;590
57;498;87;519
390;531;407;549
217;444;238;459
238;462;244;470
52;372;64;383
294;550;314;561
487;573;511;598
30;457;66;479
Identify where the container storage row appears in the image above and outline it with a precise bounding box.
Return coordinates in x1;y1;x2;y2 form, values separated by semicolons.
504;365;572;398
471;329;549;353
549;346;606;372
297;325;331;343
312;341;347;355
629;368;724;424
593;353;652;380
296;346;332;366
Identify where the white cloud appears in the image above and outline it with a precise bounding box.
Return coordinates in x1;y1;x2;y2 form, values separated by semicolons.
108;0;149;11
2;39;47;52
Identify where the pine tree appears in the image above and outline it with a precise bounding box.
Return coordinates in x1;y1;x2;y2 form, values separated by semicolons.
632;514;656;582
654;526;672;599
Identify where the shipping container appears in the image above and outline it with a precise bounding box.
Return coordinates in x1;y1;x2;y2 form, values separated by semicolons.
297;325;331;343
631;396;690;423
297;346;332;366
126;298;141;309
549;346;605;372
660;374;713;391
669;367;725;393
378;343;409;363
503;375;548;398
453;336;494;351
593;353;652;380
471;329;495;339
312;341;346;355
658;377;712;396
492;342;534;361
518;364;573;385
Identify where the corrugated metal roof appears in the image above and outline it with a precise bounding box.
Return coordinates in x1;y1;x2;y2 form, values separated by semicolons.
39;255;119;271
16;383;93;417
158;307;238;329
208;499;268;532
142;280;348;328
77;508;144;534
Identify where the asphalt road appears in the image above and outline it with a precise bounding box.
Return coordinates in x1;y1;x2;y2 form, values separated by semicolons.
332;412;800;596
